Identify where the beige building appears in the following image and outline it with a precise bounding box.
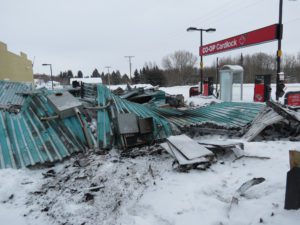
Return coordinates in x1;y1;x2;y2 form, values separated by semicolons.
0;41;33;82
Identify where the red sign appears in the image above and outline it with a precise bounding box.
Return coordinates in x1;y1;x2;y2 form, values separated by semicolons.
200;24;279;56
285;91;300;106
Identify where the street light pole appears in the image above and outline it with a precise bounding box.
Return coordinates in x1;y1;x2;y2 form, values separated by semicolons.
200;30;204;94
124;56;134;84
276;0;297;100
187;27;216;94
42;63;53;90
276;0;283;101
216;57;219;97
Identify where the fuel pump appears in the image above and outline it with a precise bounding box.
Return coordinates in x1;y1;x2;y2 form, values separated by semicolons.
203;77;214;96
253;74;271;102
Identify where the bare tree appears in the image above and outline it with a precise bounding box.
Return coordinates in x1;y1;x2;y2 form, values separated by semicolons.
283;54;298;82
162;50;197;70
162;50;197;85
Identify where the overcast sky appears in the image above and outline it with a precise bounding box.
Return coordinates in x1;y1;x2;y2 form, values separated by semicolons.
1;0;300;77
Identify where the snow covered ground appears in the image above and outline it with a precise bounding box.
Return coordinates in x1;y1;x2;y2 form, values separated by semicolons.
1;84;300;225
160;83;300;106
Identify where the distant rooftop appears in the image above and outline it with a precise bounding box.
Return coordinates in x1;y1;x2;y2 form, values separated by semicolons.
70;77;102;84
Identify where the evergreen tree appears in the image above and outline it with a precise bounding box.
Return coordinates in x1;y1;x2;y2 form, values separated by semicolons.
111;70;122;84
100;72;107;84
77;70;83;78
67;70;73;78
92;68;100;77
132;69;140;84
141;65;165;86
121;74;130;84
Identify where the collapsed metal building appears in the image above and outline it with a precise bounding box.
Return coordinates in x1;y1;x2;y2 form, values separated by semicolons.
82;84;264;149
2;80;297;169
0;80;95;169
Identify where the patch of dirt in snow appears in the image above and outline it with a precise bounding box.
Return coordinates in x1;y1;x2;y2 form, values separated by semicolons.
24;149;173;225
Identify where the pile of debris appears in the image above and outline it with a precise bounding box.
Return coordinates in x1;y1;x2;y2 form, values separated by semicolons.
81;84;265;150
1;80;300;170
0;80;95;169
242;101;300;141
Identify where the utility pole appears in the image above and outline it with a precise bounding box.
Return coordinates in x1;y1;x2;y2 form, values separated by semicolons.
276;0;284;101
105;66;111;87
124;56;134;84
216;57;219;97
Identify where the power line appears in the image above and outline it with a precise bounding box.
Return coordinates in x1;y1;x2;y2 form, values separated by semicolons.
186;0;242;27
195;0;266;27
164;0;267;43
285;17;300;24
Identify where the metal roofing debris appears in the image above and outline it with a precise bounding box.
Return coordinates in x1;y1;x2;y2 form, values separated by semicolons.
81;83;98;103
242;108;283;142
0;80;277;169
153;102;265;129
267;101;300;123
160;134;214;166
197;141;244;157
0;80;32;109
47;91;83;119
96;84;173;149
167;134;212;160
91;84;266;149
242;101;300;141
161;142;211;166
0;81;94;169
228;177;265;217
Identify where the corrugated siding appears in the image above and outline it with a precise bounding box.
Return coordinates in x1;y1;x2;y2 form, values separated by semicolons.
95;84;264;149
0;90;92;169
96;84;173;149
0;80;32;107
152;102;265;128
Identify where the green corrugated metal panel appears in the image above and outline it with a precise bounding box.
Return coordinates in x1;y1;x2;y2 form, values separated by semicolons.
152;102;265;128
97;83;114;149
0;83;93;169
96;84;173;149
95;85;265;149
0;80;32;107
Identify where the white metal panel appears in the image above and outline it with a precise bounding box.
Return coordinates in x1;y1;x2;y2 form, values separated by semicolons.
242;109;283;141
160;142;209;165
167;134;212;160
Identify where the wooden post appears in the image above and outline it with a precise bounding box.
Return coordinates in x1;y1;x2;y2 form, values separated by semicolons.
289;150;300;169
